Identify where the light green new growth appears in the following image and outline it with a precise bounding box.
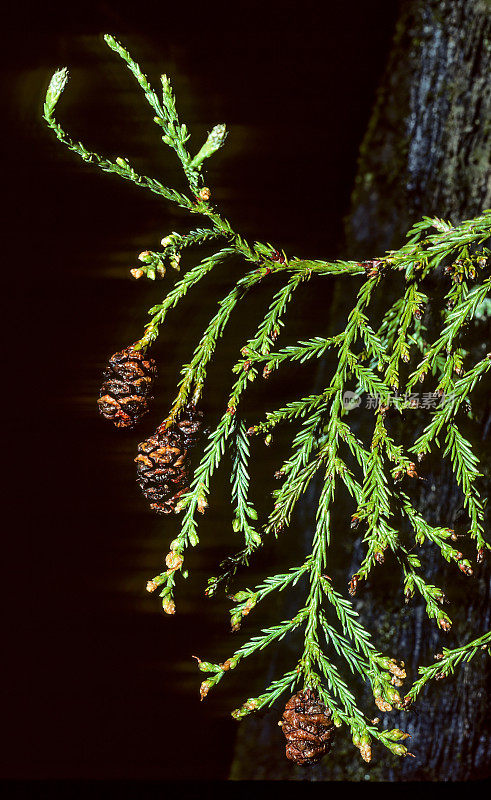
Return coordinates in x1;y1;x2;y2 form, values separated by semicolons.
44;36;491;764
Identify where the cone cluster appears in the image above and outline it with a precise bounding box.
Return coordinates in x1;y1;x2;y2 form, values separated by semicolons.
281;689;335;765
98;345;157;428
135;404;204;513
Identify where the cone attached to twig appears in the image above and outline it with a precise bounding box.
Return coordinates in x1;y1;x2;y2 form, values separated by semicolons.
280;689;335;765
135;404;204;513
98;344;157;428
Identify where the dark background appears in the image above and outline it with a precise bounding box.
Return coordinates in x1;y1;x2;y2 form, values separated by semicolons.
4;0;401;781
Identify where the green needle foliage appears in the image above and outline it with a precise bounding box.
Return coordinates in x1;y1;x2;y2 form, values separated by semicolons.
44;37;491;765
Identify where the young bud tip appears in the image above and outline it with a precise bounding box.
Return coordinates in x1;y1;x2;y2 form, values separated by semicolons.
162;599;176;615
359;744;372;763
165;551;184;571
197;496;208;514
46;67;69;106
375;696;392;713
200;680;212;700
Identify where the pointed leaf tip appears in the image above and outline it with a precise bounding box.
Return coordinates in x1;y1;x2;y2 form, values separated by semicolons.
45;67;69;111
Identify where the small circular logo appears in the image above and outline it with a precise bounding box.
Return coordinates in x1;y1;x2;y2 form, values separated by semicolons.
342;391;361;410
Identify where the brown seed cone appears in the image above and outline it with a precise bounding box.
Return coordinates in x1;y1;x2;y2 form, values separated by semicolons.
98;344;157;429
281;689;335;765
135;404;204;513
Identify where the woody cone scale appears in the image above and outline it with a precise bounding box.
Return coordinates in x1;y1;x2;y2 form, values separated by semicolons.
98;344;157;428
135;404;204;513
281;689;335;765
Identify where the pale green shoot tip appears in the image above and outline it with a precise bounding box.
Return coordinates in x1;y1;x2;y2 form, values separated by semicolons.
44;67;69;114
189;124;228;170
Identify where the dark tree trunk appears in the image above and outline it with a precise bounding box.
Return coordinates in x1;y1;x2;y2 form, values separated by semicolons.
230;0;491;781
346;0;490;255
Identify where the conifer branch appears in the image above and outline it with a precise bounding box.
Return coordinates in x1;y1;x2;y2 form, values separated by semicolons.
45;37;491;766
405;630;491;704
